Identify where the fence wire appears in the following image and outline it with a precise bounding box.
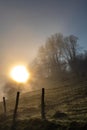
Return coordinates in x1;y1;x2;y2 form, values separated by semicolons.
0;79;87;121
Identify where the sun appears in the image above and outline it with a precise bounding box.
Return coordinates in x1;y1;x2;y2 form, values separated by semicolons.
10;65;30;83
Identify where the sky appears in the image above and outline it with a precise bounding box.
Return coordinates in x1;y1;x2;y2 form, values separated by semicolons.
0;0;87;82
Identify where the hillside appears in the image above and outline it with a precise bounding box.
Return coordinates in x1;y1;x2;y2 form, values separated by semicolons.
0;79;87;129
0;79;87;120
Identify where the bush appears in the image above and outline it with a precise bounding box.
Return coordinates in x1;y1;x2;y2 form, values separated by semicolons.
53;111;68;119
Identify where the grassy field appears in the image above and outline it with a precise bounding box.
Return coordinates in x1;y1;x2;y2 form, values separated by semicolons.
0;79;87;129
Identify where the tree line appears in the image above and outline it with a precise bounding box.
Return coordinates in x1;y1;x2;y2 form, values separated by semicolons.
30;33;87;84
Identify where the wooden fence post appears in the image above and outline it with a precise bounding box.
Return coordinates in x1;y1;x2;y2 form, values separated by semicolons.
3;97;6;116
11;91;20;130
41;88;46;120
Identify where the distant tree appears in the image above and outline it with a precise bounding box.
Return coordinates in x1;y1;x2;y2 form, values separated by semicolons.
62;35;79;76
62;35;78;62
69;51;87;77
30;34;61;80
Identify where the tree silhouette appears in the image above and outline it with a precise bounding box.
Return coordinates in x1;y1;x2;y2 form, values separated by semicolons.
30;33;87;87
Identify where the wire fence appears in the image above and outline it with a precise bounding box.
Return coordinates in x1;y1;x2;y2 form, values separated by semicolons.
0;79;87;122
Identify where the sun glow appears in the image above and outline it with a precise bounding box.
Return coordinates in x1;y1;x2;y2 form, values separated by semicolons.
10;65;30;83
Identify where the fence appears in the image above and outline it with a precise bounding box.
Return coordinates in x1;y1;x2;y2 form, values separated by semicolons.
0;79;87;125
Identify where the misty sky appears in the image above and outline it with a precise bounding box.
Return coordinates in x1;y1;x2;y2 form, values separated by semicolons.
0;0;87;80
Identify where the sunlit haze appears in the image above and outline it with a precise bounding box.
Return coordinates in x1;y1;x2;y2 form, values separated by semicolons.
0;0;87;77
0;1;87;128
0;0;87;85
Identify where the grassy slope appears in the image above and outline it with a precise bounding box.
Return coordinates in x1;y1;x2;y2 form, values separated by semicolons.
0;78;87;129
